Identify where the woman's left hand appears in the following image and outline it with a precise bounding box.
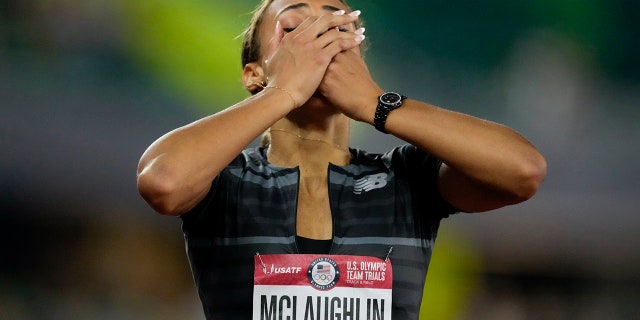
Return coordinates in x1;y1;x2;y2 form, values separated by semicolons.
318;47;383;123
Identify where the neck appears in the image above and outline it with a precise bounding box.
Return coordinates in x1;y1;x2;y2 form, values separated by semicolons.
267;115;351;168
268;128;349;151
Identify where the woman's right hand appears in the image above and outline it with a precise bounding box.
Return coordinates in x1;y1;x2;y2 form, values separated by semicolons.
262;10;364;108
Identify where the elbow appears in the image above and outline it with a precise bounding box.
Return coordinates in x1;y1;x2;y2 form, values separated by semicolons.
511;153;547;203
137;165;185;216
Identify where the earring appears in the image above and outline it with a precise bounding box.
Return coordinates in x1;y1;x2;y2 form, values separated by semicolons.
254;80;266;88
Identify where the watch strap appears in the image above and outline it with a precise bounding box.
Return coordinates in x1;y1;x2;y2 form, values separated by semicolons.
374;94;406;133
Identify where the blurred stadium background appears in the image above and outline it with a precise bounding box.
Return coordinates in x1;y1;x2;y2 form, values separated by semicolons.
1;0;639;319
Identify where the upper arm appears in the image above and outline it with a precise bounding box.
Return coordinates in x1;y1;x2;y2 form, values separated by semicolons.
389;145;458;217
437;163;521;213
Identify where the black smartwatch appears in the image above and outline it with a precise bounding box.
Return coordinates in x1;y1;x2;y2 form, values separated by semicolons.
374;92;406;133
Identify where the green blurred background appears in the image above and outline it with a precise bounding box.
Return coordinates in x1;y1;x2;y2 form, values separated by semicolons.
2;0;639;319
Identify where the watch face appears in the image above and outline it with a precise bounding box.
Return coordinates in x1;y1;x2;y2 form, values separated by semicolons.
380;92;402;105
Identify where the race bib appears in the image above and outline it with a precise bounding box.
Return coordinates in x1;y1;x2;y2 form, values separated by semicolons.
253;254;392;320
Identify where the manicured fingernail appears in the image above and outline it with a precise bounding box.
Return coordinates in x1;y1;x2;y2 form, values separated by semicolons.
355;34;366;43
333;10;346;15
355;27;365;35
348;10;361;17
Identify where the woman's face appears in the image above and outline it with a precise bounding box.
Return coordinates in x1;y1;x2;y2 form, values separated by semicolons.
257;0;352;63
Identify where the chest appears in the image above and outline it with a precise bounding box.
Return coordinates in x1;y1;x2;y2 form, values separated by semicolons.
296;176;333;240
221;165;427;242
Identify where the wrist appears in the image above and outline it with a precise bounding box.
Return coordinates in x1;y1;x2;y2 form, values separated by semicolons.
258;83;298;111
266;86;297;108
373;91;407;133
349;89;384;124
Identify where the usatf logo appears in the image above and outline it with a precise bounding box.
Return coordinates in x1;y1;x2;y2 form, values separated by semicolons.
307;257;339;290
353;173;388;194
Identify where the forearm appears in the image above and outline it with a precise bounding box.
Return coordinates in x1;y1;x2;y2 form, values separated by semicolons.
319;49;546;210
137;89;292;215
383;100;546;201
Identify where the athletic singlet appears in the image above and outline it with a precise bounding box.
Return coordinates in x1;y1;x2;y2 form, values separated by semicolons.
181;145;458;319
296;235;332;254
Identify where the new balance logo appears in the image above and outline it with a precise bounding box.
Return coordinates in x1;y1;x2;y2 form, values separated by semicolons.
353;173;388;194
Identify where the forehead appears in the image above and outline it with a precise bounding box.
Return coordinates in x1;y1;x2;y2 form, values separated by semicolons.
267;0;348;20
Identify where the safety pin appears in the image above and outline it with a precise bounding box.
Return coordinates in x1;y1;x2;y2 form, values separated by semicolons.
385;246;394;262
256;252;267;274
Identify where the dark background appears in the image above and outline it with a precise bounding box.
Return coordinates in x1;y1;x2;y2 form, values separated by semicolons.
2;0;639;318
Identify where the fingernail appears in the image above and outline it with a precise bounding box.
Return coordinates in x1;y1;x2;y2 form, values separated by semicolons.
333;10;346;15
348;10;361;17
355;27;365;35
355;34;366;43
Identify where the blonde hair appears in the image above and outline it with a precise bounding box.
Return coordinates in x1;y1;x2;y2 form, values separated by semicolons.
260;130;271;148
241;0;274;67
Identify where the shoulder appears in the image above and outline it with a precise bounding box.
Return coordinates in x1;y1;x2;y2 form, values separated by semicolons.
350;144;423;163
351;144;438;171
230;147;265;167
343;145;442;186
349;145;458;218
224;147;274;174
222;147;298;187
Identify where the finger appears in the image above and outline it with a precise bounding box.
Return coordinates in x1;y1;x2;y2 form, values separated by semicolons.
321;34;366;59
298;10;361;40
265;20;287;60
333;10;361;34
316;27;365;50
323;10;360;34
350;28;366;55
